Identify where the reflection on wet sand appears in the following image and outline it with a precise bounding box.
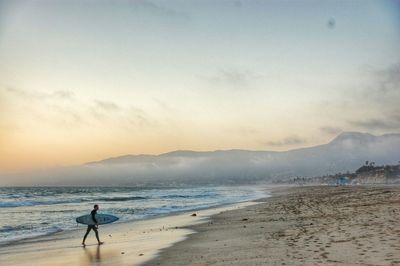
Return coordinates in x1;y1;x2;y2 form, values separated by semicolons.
81;245;121;266
83;245;101;264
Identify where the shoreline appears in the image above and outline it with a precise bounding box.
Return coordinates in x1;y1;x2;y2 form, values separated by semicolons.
0;187;271;266
145;185;400;265
0;185;269;247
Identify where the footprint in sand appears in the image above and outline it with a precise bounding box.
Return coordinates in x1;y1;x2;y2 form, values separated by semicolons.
321;252;329;259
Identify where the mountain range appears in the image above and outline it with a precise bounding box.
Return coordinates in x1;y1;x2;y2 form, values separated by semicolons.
79;131;400;186
2;132;400;186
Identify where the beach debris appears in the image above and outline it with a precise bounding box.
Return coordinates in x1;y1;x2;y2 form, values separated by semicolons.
109;234;112;237
121;252;125;254
242;218;248;221
191;213;197;216
139;253;144;256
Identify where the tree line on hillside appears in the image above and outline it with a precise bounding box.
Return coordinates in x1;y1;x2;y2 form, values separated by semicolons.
278;161;400;186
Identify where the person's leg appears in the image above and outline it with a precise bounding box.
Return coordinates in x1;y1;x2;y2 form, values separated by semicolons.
93;227;103;244
82;226;92;245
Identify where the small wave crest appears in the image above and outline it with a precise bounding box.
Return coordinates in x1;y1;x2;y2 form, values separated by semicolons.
0;225;33;233
0;196;148;208
0;200;79;208
95;196;147;202
160;194;211;199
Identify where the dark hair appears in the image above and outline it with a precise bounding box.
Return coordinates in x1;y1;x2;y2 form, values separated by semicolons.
94;204;99;208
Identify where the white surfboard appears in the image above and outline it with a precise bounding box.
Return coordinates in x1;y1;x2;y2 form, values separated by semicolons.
76;213;119;225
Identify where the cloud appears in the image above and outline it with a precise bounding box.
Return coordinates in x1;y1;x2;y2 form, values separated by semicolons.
358;63;400;101
348;116;400;131
51;90;75;100
374;63;400;94
320;126;342;135
265;136;307;146
2;87;82;128
202;68;262;90
94;100;120;111
125;106;152;127
3;87;155;131
343;63;400;132
89;99;155;130
5;87;75;101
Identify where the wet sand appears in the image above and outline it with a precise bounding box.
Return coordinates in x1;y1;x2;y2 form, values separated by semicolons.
0;201;259;266
146;185;400;266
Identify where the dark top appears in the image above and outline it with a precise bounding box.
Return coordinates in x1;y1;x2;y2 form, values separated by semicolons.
91;209;98;224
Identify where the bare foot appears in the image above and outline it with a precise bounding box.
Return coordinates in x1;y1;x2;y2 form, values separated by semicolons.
82;243;86;247
98;242;104;245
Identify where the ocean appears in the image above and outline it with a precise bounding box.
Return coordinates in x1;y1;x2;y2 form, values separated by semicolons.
0;186;265;244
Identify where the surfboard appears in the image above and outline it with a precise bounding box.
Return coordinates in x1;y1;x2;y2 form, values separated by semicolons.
76;213;119;225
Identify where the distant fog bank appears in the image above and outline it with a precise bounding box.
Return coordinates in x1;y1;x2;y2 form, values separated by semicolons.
2;132;400;186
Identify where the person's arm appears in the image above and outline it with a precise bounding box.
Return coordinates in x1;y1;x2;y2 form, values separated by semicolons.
91;211;98;224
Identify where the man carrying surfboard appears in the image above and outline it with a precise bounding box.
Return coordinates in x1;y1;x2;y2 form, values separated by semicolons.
82;204;104;246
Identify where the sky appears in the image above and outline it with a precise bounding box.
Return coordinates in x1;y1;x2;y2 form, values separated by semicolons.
0;0;399;172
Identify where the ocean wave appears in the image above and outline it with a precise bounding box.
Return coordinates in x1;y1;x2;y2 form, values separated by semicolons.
0;225;33;233
0;200;79;208
0;226;63;245
0;195;147;208
0;224;62;234
95;196;147;202
160;194;217;199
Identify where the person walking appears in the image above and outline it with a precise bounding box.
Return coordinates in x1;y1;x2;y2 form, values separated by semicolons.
82;204;104;246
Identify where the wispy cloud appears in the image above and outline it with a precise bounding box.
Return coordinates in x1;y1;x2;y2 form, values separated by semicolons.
373;63;400;94
348;115;400;131
201;68;262;90
5;87;75;101
3;87;155;131
94;100;120;111
3;87;82;128
320;126;342;135
339;63;400;133
265;135;307;147
358;63;400;103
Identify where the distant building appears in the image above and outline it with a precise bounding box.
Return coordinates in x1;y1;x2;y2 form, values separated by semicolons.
337;176;350;186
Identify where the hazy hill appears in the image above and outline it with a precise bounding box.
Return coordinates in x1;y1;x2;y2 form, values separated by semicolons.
78;132;400;186
2;132;400;186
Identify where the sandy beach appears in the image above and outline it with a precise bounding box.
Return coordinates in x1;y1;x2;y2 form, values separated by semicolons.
2;185;400;266
147;185;400;266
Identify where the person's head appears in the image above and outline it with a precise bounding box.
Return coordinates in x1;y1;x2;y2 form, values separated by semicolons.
94;204;99;210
